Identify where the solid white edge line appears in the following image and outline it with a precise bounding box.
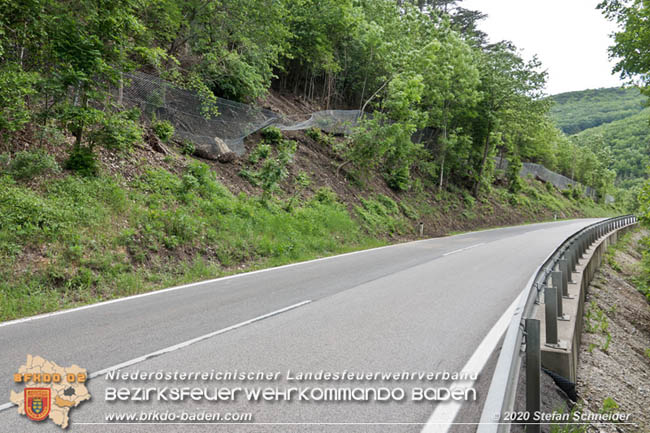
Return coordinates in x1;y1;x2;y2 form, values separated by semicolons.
0;239;437;329
0;219;587;329
0;300;311;412
420;290;525;433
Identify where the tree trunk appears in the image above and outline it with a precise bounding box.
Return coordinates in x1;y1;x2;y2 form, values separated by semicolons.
473;134;491;197
118;72;124;105
439;110;448;190
439;154;445;190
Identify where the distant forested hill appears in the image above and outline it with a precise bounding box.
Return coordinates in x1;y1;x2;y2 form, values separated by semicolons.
550;87;647;135
574;107;650;186
550;87;649;187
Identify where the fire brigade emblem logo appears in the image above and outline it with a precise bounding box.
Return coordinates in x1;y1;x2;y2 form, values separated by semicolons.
24;388;51;421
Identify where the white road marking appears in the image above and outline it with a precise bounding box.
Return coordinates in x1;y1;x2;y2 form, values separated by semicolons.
0;220;579;329
0;300;311;412
420;290;525;433
442;243;485;256
0;238;443;329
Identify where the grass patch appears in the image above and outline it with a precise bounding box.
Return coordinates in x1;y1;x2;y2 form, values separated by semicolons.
0;163;383;321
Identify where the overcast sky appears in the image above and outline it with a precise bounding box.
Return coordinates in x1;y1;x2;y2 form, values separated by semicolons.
461;0;625;95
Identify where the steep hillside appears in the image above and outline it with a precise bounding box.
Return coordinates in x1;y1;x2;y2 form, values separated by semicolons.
550;87;647;135
0;125;618;321
575;107;650;187
550;87;650;189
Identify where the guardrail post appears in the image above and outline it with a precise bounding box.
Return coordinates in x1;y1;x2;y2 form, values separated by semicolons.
551;272;569;320
577;238;583;258
526;318;541;433
567;248;576;283
559;257;569;291
543;284;566;349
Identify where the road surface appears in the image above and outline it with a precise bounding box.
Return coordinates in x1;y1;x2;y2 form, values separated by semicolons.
0;219;602;432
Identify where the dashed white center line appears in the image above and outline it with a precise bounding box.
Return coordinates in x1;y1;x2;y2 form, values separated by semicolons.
442;243;485;257
0;300;312;412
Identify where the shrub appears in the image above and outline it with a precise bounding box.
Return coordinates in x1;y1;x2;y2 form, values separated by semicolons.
260;126;284;144
506;156;523;193
385;166;410;191
306;128;321;142
181;140;195;155
65;146;99;177
152;118;175;143
240;139;296;201
462;190;476;208
355;195;408;235
248;143;271;164
88;109;143;150
305;128;333;146
572;186;582;200
4;150;60;180
0;67;38;141
312;187;338;205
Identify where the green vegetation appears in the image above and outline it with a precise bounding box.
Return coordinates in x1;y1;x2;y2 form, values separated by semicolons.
550;87;646;135
0;0;629;319
574;107;650;188
0;153;617;321
549;86;649;192
0;0;618;198
0;160;386;321
548;397;620;433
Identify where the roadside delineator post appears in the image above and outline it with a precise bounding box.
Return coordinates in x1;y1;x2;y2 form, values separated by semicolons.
525;318;541;433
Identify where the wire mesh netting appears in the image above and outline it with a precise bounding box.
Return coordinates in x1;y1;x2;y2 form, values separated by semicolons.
277;110;362;135
123;72;608;201
122;72;281;155
121;72;362;155
495;157;599;198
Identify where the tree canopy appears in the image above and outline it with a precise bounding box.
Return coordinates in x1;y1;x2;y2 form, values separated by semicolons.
0;0;618;199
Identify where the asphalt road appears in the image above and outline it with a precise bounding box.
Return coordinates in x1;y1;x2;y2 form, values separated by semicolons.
0;219;602;432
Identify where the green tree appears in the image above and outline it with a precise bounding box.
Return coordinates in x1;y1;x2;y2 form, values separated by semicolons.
470;42;547;196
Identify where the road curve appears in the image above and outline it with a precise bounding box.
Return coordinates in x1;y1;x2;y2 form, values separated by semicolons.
0;219;602;432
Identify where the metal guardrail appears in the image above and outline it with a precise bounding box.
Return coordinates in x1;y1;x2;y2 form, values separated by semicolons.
477;215;638;433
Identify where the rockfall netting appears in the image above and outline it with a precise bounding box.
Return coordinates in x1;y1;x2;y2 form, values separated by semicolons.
122;72;608;200
495;157;599;198
121;72;362;155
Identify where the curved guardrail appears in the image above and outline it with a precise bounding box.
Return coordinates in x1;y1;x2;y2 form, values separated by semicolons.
477;215;638;433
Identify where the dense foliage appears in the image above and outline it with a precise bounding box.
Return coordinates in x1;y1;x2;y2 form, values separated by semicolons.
549;86;649;190
574;107;650;187
0;0;615;197
550;87;647;135
600;0;650;299
0;0;628;318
